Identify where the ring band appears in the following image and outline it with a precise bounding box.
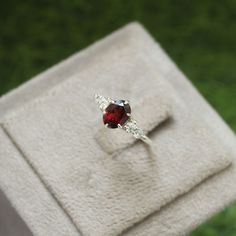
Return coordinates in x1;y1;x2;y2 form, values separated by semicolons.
95;94;152;145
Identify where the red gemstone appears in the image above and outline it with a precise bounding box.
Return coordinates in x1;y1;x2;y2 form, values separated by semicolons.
103;100;131;128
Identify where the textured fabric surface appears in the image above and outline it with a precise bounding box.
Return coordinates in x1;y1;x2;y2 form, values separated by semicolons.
0;127;79;236
1;23;232;236
0;23;235;236
121;23;236;236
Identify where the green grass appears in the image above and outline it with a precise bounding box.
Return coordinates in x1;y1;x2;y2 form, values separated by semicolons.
0;0;236;235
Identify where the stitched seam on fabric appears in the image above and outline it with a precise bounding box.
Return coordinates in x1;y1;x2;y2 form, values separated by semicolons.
0;124;84;236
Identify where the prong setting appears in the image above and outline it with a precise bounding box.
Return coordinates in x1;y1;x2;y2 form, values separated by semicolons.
95;94;151;145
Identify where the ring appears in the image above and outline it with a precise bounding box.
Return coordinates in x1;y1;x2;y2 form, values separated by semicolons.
95;94;152;145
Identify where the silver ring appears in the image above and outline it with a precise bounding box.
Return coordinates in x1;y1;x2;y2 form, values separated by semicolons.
95;94;152;145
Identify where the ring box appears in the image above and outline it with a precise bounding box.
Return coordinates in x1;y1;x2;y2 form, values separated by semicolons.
0;22;236;236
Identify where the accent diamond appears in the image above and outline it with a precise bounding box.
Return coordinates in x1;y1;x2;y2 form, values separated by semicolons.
94;94;112;111
123;118;144;138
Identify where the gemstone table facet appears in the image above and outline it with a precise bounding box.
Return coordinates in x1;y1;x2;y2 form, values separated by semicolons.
103;100;131;128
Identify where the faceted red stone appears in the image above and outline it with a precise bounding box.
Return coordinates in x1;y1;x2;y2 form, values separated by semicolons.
103;100;131;128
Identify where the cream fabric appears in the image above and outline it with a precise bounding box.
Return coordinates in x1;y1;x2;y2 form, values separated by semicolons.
0;127;79;236
0;23;235;236
2;47;232;235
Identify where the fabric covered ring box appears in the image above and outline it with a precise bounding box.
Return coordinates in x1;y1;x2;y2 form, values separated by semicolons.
0;22;236;236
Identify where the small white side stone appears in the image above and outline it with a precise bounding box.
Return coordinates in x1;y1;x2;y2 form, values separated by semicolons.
94;94;112;112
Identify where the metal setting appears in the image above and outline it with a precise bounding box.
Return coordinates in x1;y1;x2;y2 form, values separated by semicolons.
95;94;152;145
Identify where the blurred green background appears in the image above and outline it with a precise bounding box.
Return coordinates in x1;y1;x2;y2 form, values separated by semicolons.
0;0;236;235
